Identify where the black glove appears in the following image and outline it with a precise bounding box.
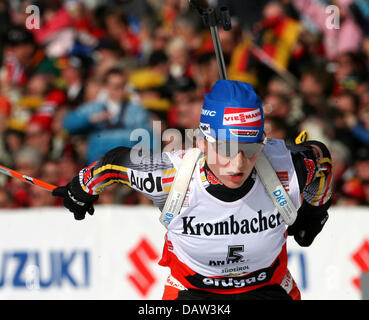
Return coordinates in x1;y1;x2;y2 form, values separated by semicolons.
287;200;329;247
52;176;99;220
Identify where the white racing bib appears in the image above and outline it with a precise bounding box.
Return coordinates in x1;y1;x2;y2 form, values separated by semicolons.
164;139;301;278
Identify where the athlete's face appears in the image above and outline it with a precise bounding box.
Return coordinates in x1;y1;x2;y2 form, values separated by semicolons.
199;138;263;189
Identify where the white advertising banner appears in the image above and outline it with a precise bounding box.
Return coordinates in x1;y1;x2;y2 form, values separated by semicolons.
0;205;368;300
0;205;168;300
287;206;369;300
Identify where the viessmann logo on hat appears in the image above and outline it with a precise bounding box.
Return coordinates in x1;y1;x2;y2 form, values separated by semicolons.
223;107;262;127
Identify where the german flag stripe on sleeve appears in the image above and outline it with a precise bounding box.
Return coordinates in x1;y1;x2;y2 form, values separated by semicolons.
81;163;130;194
78;147;180;210
88;172;130;193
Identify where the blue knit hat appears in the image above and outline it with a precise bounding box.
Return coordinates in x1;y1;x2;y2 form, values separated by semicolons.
199;80;264;143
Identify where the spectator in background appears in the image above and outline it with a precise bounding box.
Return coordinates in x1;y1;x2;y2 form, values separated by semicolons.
169;76;198;107
0;96;13;167
253;1;302;71
1;26;36;90
1;128;24;167
299;67;334;118
150;25;171;52
333;51;368;93
345;148;369;204
13;145;42;182
291;0;363;61
353;148;369;182
356;82;369;107
167;76;201;131
172;94;202;133
128;69;170;123
330;90;363;156
128;49;171;123
83;78;103;103
344;105;369;147
25;114;53;161
93;38;126;80
297;116;334;150
57;154;79;187
266;75;296;97
1;0;369;208
30;0;75;58
337;177;366;206
329;140;352;204
58;55;88;108
166;37;191;79
263;92;298;137
9;145;43;207
102;9;140;58
146;50;170;78
265;76;305;128
63;67;153;164
192;52;219;94
264;116;289;141
172;11;203;55
49;104;70;161
22;73;49;106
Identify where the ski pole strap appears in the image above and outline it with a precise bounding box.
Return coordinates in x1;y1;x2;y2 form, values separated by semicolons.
160;148;202;229
254;152;297;226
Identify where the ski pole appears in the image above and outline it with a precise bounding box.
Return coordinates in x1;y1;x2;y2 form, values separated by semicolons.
0;164;57;192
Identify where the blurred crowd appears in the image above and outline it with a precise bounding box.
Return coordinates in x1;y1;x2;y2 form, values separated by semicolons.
0;0;369;209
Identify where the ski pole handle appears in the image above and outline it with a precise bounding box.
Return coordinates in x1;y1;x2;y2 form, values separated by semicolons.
0;164;57;192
